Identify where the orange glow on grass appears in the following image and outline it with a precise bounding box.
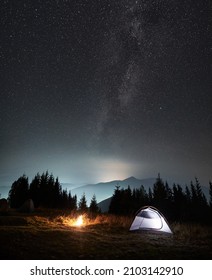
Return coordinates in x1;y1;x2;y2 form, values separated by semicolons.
60;214;104;228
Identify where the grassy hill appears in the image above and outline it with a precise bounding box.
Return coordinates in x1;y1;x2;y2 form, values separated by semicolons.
0;209;212;260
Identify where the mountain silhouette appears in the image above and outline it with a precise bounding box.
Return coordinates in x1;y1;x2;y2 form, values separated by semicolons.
69;177;156;204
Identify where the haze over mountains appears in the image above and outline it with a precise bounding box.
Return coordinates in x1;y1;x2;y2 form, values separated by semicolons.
0;176;155;200
67;176;156;204
63;176;211;205
1;176;210;207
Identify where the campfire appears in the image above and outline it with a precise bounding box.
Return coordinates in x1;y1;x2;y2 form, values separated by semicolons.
73;215;84;227
59;213;100;228
61;214;87;228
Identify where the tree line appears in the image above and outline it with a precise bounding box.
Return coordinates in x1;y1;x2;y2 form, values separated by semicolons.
109;175;212;224
8;171;100;214
8;172;212;224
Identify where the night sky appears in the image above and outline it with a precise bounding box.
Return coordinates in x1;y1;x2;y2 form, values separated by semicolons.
1;0;211;187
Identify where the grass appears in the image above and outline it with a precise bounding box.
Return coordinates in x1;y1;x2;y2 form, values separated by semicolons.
0;209;212;259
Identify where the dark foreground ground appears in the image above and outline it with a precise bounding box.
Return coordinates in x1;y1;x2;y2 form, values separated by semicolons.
0;210;212;260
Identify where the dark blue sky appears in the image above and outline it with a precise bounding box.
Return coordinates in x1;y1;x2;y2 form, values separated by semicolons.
1;0;211;187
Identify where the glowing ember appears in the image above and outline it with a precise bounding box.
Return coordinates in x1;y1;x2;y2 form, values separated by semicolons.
60;214;101;228
74;215;84;227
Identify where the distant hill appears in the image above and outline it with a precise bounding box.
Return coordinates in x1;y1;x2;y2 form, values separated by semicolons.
69;176;156;204
0;177;155;202
98;197;112;213
1;176;210;207
97;178;211;213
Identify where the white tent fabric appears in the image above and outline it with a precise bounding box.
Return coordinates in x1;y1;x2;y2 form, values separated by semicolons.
130;206;172;234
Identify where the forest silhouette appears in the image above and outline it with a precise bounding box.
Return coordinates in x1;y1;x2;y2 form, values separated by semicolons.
109;175;212;224
7;171;212;224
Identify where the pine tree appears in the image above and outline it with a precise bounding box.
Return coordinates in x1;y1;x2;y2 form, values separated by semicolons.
148;187;153;204
89;194;99;215
68;193;77;211
172;184;187;221
61;189;69;208
78;193;88;213
29;173;41;207
132;185;148;211
152;175;172;219
29;171;64;208
39;171;50;207
153;174;167;201
108;185;121;214
152;175;167;206
53;177;62;208
120;186;133;215
189;178;209;223
8;175;29;208
185;185;191;202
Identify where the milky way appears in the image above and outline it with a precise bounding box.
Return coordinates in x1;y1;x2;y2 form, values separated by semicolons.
0;0;211;186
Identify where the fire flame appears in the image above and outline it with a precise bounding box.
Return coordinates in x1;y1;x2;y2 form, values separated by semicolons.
74;215;84;227
60;214;104;228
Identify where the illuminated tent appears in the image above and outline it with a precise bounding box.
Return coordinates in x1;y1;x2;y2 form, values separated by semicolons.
129;206;172;234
